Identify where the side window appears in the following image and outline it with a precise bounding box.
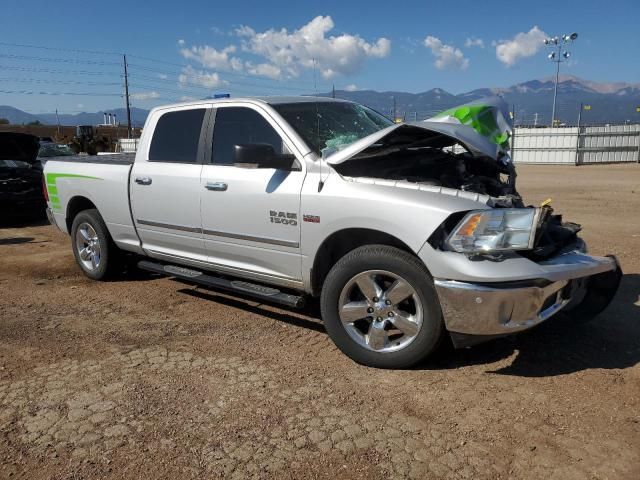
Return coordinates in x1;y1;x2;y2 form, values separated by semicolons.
212;107;284;165
149;108;206;163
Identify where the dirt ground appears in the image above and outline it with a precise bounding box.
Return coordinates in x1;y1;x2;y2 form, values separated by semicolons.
1;164;639;479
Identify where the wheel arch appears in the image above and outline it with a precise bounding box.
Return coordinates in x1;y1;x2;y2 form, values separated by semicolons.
65;196;98;233
310;228;419;296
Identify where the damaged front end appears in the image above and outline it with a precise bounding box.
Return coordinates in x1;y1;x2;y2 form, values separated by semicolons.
326;98;523;206
327;98;589;260
326;98;621;342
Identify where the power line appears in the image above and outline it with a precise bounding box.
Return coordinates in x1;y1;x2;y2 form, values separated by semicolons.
0;89;122;97
0;41;122;56
0;53;121;66
0;77;122;86
128;73;314;93
0;65;118;76
0;40;330;91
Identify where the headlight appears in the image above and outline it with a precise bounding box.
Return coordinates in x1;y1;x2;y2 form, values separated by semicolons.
446;208;540;253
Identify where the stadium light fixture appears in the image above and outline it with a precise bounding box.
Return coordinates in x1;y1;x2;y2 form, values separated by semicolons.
544;32;578;126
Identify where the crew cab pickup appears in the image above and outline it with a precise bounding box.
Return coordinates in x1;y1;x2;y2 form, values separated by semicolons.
44;96;621;368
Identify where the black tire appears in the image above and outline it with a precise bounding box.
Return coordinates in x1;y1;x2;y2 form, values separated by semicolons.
70;209;120;280
320;245;444;369
560;257;622;325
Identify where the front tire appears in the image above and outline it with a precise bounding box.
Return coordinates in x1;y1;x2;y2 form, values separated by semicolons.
320;245;444;369
71;209;119;280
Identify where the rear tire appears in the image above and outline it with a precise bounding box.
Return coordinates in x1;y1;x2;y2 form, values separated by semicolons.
320;245;444;369
71;209;120;280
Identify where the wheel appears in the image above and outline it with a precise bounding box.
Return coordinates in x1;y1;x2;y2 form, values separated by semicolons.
320;245;444;369
71;209;119;280
560;257;622;325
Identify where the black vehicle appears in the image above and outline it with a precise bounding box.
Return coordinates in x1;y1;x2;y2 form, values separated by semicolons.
0;132;47;220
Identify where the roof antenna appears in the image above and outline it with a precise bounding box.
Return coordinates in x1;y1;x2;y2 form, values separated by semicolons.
313;58;325;192
312;57;318;94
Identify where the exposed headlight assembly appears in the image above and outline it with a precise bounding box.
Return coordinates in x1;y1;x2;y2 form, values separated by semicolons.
446;208;540;253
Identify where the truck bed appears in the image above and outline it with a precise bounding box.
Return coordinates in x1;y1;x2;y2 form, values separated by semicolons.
44;155;141;253
45;153;135;166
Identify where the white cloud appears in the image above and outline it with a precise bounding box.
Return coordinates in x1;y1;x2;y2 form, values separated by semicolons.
76;103;84;109
180;95;197;101
423;36;469;70
178;65;228;89
211;26;229;36
179;44;243;72
131;91;160;101
235;15;390;79
177;39;185;46
344;83;358;91
495;26;547;66
245;62;282;80
158;73;168;80
465;37;485;48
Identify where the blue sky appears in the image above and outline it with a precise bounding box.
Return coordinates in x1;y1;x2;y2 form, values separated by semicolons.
2;0;639;113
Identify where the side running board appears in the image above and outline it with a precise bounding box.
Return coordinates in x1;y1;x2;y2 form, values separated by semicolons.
137;260;306;309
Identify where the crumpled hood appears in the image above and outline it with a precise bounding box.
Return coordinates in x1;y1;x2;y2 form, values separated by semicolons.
0;132;40;164
325;96;512;166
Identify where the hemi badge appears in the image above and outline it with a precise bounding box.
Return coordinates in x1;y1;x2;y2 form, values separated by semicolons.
303;214;320;223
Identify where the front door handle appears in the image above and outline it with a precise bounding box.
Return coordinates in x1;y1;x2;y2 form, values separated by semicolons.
205;182;228;191
135;177;152;185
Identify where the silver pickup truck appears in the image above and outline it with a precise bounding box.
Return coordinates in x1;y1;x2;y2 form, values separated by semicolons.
43;96;621;368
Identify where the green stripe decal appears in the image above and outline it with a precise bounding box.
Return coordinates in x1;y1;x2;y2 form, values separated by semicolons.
46;173;102;184
45;173;102;213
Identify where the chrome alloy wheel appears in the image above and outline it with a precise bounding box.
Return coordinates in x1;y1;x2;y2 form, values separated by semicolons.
338;270;424;353
75;222;101;271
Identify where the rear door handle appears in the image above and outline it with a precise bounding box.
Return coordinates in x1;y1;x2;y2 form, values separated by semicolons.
135;177;152;185
205;182;228;191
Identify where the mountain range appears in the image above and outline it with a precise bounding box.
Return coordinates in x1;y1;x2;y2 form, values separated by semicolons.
0;107;149;128
1;76;639;126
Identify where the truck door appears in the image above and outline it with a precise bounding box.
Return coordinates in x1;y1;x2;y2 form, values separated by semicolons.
200;105;305;284
130;105;210;262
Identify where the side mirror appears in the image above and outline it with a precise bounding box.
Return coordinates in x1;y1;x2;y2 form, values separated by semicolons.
233;143;299;170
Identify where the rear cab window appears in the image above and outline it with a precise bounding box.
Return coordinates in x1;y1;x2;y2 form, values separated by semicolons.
149;108;206;163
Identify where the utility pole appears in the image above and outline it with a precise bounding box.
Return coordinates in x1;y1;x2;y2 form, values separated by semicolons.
575;102;583;165
123;54;132;139
55;109;60;138
533;112;538;127
392;96;396;122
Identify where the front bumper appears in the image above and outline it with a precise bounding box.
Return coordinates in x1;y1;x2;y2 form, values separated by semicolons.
434;250;620;340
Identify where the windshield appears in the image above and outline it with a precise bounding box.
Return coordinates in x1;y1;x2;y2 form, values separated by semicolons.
273;101;393;156
38;143;74;158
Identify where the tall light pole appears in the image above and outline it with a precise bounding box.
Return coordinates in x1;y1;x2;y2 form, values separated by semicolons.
544;32;578;126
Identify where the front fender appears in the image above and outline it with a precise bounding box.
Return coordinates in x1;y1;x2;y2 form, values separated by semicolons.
300;172;490;285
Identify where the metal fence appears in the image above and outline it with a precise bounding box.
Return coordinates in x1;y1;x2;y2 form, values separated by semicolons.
512;124;640;165
117;138;140;153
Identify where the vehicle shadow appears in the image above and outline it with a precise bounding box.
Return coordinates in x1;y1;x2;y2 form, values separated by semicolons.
153;271;639;377
0;216;49;229
0;237;35;245
424;273;640;377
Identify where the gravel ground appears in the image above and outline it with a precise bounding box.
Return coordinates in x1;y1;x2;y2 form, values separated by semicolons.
1;164;639;479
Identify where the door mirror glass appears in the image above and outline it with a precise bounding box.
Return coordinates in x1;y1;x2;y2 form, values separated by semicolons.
234;143;297;170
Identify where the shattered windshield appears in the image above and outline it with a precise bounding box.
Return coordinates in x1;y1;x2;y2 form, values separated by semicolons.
273;101;393;156
38;143;74;158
